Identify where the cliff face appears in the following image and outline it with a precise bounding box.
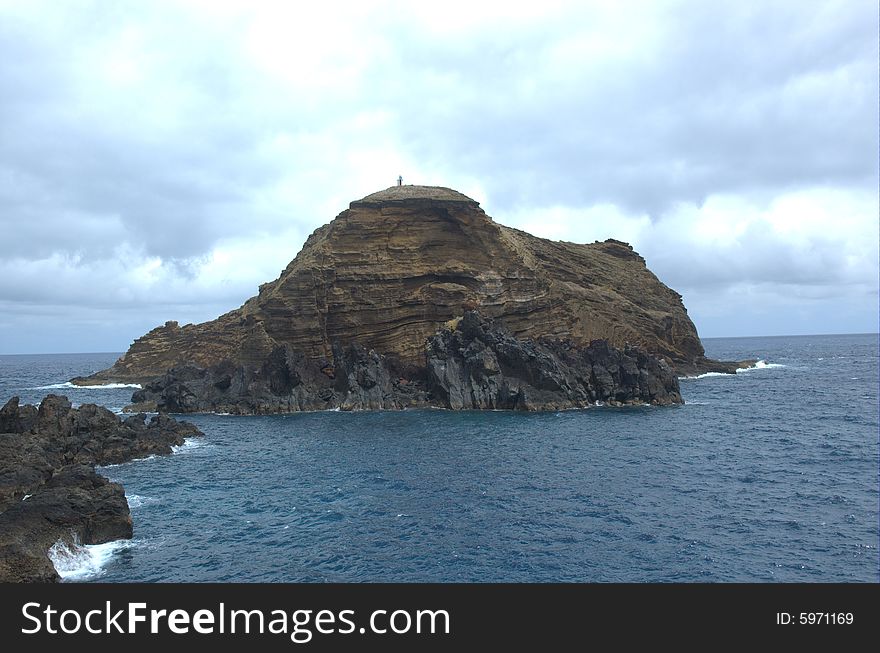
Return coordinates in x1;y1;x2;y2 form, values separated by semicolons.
425;312;682;410
126;311;682;414
78;185;730;386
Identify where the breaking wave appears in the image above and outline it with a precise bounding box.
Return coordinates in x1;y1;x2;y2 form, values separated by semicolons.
682;360;785;380
48;535;131;581
126;494;157;510
684;371;730;379
736;360;785;373
171;438;210;455
29;382;142;390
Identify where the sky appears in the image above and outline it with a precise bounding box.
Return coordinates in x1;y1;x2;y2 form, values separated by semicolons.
0;0;877;354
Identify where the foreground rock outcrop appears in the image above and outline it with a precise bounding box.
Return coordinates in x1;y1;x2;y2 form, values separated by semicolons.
0;395;201;582
127;312;681;414
74;185;749;391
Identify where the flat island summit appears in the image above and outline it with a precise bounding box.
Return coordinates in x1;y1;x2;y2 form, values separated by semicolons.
74;185;752;413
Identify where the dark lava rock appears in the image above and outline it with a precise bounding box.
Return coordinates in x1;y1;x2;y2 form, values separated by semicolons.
0;395;202;582
426;312;682;410
127;311;682;414
129;341;428;415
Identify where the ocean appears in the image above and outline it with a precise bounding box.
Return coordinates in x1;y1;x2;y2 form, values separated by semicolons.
1;334;877;582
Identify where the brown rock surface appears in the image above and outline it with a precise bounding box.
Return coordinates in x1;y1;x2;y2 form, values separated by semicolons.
74;185;743;386
125;311;683;414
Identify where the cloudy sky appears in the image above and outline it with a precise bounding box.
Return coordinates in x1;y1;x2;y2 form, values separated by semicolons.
0;0;877;353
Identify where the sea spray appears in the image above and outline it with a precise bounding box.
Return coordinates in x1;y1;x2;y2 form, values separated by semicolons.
48;534;131;581
29;382;142;390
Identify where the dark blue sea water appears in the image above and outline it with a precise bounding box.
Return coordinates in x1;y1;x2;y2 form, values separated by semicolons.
1;334;877;582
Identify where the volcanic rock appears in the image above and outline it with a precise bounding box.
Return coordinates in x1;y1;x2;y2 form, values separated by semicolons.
127;311;681;413
0;395;202;582
426;312;682;410
73;185;749;389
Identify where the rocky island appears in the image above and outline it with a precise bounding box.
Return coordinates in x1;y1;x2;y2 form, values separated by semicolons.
0;396;201;582
74;185;751;413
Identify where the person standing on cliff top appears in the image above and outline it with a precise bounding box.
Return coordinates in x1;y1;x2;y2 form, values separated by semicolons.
397;175;402;186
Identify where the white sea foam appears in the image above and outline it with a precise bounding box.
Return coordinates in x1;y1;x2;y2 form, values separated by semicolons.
681;359;785;380
126;494;157;510
171;437;209;455
29;382;142;390
48;535;130;581
682;371;730;379
736;360;785;373
97;454;158;471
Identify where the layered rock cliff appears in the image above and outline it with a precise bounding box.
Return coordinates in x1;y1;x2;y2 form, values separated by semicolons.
75;185;747;394
126;312;682;414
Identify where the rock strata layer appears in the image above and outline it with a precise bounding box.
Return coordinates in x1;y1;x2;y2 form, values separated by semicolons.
127;312;681;414
0;395;202;582
74;185;750;390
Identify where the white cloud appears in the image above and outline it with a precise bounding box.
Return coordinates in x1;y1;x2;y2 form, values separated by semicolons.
495;185;878;337
0;0;876;352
